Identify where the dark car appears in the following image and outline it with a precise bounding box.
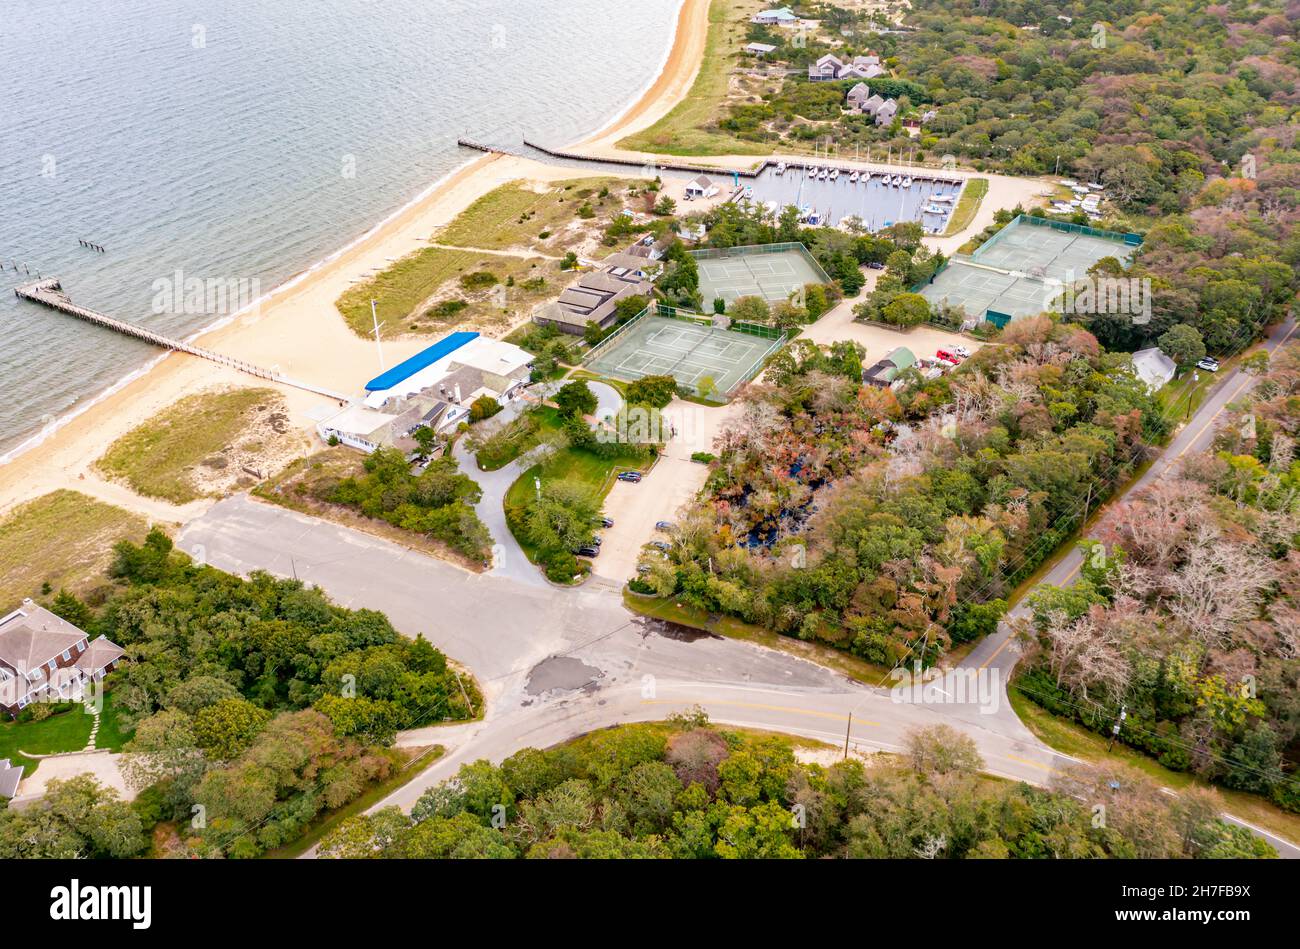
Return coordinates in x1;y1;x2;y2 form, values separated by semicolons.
575;545;600;558
590;534;603;546
650;540;672;551
600;516;615;528
655;521;676;532
867;261;885;270
617;471;642;483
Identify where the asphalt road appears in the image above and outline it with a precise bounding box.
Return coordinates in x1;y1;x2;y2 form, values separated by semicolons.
176;315;1300;858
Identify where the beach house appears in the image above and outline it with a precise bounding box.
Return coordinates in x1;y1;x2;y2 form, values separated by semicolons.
744;42;778;58
808;54;844;82
846;82;872;110
531;244;655;336
752;7;799;26
318;332;534;451
0;599;125;717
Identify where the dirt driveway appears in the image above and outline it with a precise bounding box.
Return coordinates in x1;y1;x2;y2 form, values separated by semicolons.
802;290;985;366
593;398;738;583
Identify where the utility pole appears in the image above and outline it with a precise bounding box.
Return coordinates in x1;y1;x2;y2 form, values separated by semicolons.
843;712;853;760
1106;704;1127;751
370;299;385;370
1081;480;1093;524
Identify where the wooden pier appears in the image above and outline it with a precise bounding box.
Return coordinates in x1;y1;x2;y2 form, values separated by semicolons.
14;278;347;401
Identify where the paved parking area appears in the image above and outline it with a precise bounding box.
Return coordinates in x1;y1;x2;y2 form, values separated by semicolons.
593;398;738;583
14;751;132;804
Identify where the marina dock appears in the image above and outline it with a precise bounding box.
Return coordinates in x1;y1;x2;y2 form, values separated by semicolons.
14;278;347;401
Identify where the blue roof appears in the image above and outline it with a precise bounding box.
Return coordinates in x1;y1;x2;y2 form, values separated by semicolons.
365;332;479;391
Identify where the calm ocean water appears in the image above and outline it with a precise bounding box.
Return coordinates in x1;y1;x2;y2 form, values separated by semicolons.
0;0;679;457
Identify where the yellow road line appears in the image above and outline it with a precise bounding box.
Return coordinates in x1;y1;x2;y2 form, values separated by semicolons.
1005;752;1055;773
977;635;1014;671
641;698;879;727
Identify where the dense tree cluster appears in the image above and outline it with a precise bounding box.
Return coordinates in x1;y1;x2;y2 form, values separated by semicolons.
1020;344;1300;809
317;718;1272;859
327;449;490;560
18;531;483;857
642;316;1167;666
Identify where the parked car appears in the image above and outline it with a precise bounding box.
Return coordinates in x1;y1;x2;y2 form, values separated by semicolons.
866;261;885;270
575;545;600;558
1197;356;1220;372
655;521;676;532
936;348;963;365
590;534;603;546
636;564;652;574
617;471;642;483
600;516;615;528
650;541;672;551
953;344;971;359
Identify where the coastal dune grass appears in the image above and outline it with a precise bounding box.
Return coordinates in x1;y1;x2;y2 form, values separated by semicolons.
618;0;771;157
944;178;989;236
95;387;277;504
0;490;148;611
336;247;557;337
437;176;646;253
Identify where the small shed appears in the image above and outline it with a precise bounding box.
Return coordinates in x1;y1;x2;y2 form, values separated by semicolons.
684;175;719;199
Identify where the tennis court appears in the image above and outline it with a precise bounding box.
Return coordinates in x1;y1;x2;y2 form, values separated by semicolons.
921;215;1139;322
692;244;831;305
586;315;779;395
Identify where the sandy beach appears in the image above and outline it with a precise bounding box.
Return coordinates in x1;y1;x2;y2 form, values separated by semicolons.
0;0;713;523
0;0;1039;525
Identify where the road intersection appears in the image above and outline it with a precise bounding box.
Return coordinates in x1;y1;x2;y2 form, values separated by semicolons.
177;314;1299;857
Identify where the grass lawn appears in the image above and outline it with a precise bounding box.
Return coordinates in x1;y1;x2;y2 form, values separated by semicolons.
437;176;650;256
0;490;147;612
474;406;566;471
944;178;989;236
618;0;772;157
95;387;277;504
622;591;897;685
505;438;649;570
1009;685;1300;848
260;744;445;859
336;248;559;337
0;690;127;774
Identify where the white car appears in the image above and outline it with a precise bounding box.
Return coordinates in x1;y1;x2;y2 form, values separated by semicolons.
954;345;971;359
1197;356;1220;372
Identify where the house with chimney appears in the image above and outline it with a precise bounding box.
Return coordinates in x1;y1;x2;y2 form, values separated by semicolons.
0;599;125;718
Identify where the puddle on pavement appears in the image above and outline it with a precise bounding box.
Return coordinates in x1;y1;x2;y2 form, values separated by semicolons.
630;614;719;643
525;656;604;696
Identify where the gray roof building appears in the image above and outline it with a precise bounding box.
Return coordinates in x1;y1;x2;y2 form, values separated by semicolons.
0;758;22;799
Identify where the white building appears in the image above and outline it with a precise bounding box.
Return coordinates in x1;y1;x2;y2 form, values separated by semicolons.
318;332;534;453
1131;347;1177;391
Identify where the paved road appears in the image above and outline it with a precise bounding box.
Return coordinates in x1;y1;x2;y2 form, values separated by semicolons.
961;313;1299;679
176;315;1300;858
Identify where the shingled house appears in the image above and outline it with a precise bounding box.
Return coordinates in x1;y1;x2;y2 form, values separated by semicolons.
0;599;125;717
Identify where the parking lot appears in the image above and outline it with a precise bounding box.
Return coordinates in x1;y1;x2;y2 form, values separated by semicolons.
592;398;739;583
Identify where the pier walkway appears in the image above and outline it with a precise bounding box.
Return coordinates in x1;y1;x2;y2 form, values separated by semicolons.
14;278;348;401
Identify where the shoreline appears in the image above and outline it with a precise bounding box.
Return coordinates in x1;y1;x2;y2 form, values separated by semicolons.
0;0;712;521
